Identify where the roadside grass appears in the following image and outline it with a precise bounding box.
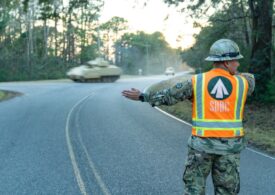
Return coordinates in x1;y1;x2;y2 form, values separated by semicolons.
244;104;275;155
0;90;21;101
147;75;275;155
0;90;5;100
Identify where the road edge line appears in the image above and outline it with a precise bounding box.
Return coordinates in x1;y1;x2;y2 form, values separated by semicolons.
154;107;275;161
75;98;111;195
66;95;92;195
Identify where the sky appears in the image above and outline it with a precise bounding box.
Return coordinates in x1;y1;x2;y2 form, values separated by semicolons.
99;0;201;49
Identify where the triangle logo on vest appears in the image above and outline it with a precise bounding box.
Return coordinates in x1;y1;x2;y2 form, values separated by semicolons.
208;76;232;100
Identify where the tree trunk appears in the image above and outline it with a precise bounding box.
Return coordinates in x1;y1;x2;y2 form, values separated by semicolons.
54;16;58;57
240;0;251;47
54;0;59;57
248;0;274;98
62;16;67;66
66;14;72;63
26;4;34;79
43;19;48;59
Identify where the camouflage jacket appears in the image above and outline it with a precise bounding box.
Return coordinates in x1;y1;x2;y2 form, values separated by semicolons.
143;70;255;154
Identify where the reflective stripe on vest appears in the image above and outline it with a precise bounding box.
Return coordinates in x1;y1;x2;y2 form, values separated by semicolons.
192;69;248;138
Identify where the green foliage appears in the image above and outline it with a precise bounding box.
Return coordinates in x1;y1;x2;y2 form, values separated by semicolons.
164;0;275;103
99;16;128;33
98;16;128;59
0;0;104;82
123;31;169;53
115;31;180;75
181;2;251;73
163;0;185;6
34;56;66;79
264;76;275;103
248;0;274;100
79;44;99;63
0;12;9;35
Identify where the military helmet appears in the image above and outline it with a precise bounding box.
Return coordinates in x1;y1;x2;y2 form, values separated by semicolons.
205;39;243;61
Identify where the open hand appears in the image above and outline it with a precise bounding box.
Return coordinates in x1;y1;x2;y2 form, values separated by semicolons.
122;88;141;101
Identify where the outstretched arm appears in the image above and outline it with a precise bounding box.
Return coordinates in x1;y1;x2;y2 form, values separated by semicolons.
121;78;193;106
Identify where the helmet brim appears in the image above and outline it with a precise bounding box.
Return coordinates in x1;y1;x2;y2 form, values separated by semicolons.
205;54;243;61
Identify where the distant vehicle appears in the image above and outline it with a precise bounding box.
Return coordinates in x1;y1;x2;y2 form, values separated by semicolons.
66;57;122;82
164;67;175;76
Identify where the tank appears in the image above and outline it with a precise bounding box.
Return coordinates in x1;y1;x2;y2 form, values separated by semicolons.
66;57;122;82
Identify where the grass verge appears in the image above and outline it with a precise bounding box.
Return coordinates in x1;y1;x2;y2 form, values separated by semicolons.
0;90;21;102
0;91;5;100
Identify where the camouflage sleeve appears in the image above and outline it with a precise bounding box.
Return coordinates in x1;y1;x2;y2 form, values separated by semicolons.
240;73;255;96
143;79;193;106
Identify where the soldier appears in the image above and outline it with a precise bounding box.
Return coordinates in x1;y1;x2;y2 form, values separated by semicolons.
122;39;255;195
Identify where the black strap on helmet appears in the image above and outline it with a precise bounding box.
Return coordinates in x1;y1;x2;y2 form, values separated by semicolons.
221;52;240;57
210;52;240;58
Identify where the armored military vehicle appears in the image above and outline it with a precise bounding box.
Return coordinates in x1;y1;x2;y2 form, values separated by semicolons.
67;57;122;82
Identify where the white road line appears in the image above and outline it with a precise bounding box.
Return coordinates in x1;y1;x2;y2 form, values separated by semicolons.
155;107;192;126
66;95;92;195
246;148;275;160
75;99;111;195
154;107;275;161
79;139;111;195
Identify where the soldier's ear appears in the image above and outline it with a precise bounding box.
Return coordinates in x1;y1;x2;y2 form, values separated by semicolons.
222;61;227;68
224;61;229;66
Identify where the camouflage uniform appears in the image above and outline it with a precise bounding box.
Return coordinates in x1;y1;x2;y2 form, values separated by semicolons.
183;147;240;195
142;71;255;195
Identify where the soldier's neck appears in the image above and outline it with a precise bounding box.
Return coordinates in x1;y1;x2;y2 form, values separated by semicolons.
213;64;229;73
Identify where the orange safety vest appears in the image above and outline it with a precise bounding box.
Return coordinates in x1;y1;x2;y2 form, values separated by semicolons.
192;68;248;138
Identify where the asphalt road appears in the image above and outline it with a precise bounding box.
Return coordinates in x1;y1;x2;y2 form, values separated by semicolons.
0;76;274;195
